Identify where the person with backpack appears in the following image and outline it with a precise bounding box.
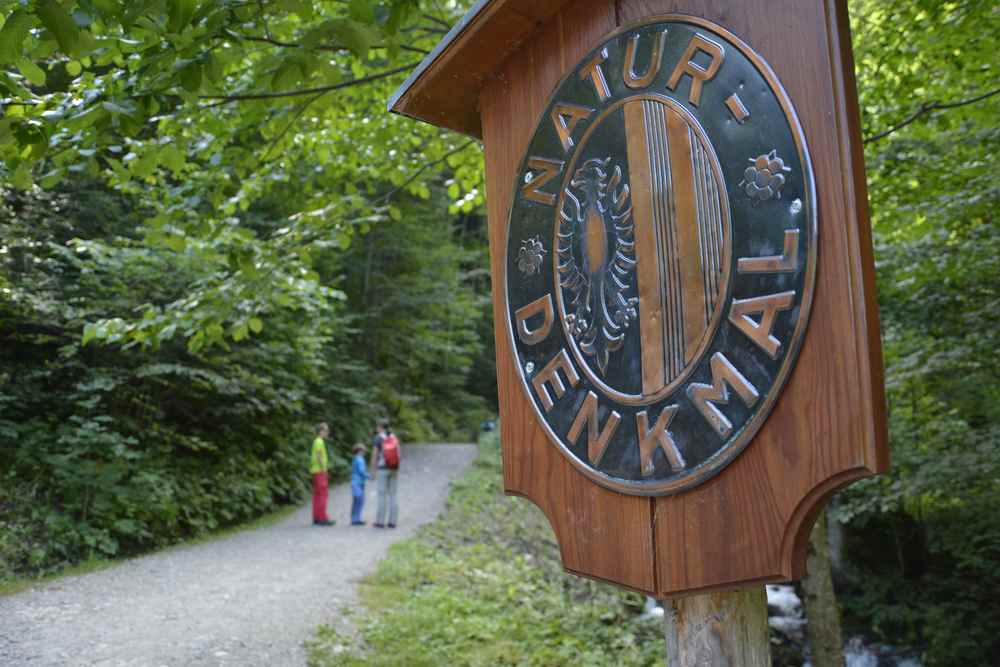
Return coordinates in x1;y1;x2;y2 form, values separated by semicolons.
369;418;400;528
310;422;335;526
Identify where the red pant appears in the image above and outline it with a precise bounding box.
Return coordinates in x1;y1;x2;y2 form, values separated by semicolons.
312;472;330;522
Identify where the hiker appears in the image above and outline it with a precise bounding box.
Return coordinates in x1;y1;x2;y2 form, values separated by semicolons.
310;423;335;526
350;443;370;525
369;418;401;528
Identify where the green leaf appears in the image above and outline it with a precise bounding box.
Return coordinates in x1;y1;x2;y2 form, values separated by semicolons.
82;322;96;346
113;519;140;535
36;0;81;55
329;19;374;59
348;0;376;24
40;168;63;188
167;0;197;33
161;145;186;174
385;3;411;36
0;10;33;65
178;62;202;92
102;100;137;116
16;58;46;86
66;60;82;76
11;161;32;189
271;61;301;91
278;0;313;18
248;317;263;334
203;52;223;83
164;234;186;252
90;0;122;20
320;63;342;85
130;150;159;178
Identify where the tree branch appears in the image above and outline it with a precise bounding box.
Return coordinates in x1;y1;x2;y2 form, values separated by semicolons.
260;90;328;162
864;86;1000;144
225;30;430;55
0;320;72;342
198;63;418;107
404;25;447;36
421;13;451;29
379;140;477;203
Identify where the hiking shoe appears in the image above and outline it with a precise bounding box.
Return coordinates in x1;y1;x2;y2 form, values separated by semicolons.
351;521;367;526
314;520;335;526
373;523;385;528
387;523;396;529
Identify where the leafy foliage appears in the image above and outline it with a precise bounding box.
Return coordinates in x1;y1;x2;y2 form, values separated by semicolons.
0;0;496;582
307;430;664;667
0;173;493;580
0;179;329;575
831;1;1000;664
0;0;485;349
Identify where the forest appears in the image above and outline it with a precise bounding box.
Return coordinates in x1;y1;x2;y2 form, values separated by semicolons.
0;1;997;665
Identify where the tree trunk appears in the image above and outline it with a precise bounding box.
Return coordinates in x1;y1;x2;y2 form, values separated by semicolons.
662;587;770;666
802;508;845;667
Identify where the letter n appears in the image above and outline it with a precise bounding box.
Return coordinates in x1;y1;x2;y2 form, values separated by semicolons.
522;157;565;205
567;391;620;465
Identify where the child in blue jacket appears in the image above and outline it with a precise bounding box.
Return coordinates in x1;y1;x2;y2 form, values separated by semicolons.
350;443;371;525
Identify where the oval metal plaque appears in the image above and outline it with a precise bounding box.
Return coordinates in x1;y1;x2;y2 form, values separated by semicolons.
504;16;817;496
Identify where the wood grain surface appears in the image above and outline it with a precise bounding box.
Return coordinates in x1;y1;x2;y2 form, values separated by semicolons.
663;587;771;666
476;0;887;597
482;1;658;594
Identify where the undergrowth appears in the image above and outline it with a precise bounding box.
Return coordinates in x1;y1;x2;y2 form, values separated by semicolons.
306;430;664;666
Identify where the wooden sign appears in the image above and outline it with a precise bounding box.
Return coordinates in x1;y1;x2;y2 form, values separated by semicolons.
390;0;888;598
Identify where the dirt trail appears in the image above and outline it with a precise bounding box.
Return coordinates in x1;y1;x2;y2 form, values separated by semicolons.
0;443;477;666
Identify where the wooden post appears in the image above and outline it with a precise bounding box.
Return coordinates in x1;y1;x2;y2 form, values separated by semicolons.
663;588;770;667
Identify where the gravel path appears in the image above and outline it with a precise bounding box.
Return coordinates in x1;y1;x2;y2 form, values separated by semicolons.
0;443;477;667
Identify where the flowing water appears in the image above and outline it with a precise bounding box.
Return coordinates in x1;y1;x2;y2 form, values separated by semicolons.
641;586;922;665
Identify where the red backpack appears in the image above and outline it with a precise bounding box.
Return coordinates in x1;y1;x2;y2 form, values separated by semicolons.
382;433;400;469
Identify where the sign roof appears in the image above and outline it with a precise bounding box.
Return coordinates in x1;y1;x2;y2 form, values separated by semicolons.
387;0;574;138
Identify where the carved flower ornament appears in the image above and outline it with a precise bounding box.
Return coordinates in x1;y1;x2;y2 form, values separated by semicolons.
740;150;791;204
517;235;546;276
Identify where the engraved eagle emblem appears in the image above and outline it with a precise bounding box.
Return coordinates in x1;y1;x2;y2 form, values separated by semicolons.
557;157;638;374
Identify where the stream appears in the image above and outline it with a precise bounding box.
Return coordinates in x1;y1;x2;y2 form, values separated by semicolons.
641;586;922;666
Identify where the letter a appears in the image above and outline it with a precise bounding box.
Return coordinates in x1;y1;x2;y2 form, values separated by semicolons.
728;291;795;359
550;103;594;152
